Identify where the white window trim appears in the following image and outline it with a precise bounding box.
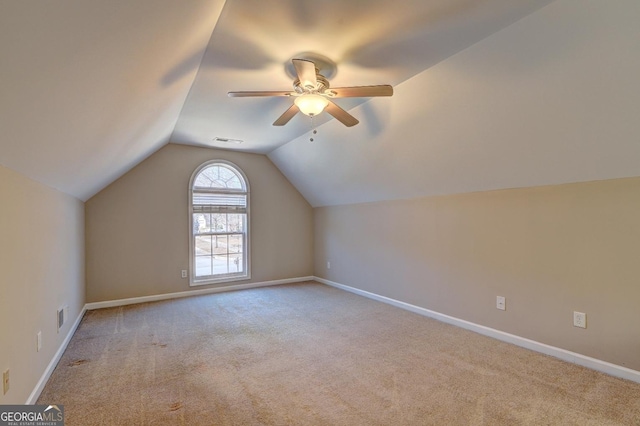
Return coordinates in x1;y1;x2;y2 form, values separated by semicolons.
188;160;251;286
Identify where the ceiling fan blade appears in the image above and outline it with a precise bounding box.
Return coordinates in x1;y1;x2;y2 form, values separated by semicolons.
228;91;293;97
325;101;359;127
273;104;299;126
292;59;317;90
329;85;393;98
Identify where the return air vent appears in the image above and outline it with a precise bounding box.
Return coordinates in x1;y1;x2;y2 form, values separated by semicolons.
57;306;67;332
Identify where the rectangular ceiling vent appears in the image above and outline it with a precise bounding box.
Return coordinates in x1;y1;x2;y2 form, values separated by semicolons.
213;137;243;144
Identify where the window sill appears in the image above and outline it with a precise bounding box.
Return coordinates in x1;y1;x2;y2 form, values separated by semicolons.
190;274;251;287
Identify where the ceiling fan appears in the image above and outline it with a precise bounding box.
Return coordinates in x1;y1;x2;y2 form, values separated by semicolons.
228;55;393;127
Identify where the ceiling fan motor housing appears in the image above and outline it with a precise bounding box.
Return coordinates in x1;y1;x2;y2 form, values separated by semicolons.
294;74;330;95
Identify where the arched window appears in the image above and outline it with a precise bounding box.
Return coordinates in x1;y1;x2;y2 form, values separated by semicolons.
189;160;250;285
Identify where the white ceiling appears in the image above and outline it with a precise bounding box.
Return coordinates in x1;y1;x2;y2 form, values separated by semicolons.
171;0;554;153
0;0;554;201
270;0;640;207
2;0;639;206
0;0;225;200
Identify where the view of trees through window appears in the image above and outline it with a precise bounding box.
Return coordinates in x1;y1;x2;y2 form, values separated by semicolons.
190;161;249;284
193;213;244;277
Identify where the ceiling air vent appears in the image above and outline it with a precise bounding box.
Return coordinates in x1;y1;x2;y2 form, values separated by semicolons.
213;137;243;144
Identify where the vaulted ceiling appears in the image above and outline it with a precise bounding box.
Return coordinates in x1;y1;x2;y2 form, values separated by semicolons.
2;0;639;206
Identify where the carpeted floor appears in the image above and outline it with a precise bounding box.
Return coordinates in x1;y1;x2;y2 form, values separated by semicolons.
38;282;640;425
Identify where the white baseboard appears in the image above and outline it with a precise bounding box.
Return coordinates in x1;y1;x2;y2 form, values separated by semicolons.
315;276;640;384
85;276;315;310
26;306;87;404
32;275;636;405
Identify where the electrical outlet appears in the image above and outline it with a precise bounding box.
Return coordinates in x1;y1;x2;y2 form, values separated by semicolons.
3;369;9;395
327;261;331;269
496;296;506;311
573;311;587;328
37;331;42;352
181;270;188;279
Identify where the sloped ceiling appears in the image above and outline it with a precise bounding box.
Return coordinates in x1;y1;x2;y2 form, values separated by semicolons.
170;0;554;152
0;0;556;201
2;1;639;206
269;0;640;206
0;0;225;200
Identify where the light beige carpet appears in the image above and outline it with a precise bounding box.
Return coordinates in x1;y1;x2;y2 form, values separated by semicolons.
38;282;640;425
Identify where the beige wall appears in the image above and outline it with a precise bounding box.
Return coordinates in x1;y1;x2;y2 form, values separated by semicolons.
85;144;313;302
0;165;85;404
315;177;640;371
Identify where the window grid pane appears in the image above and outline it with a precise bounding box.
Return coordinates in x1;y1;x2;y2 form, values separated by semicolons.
191;162;248;283
194;232;245;277
194;165;244;190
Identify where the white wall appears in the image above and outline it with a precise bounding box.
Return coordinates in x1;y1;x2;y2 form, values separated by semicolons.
0;165;85;404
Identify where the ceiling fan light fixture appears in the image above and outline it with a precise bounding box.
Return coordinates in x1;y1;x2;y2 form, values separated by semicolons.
294;94;329;117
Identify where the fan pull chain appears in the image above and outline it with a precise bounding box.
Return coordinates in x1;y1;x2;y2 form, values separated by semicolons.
309;116;317;142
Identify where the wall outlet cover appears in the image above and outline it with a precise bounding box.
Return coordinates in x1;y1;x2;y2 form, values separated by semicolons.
496;296;506;311
573;311;587;328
